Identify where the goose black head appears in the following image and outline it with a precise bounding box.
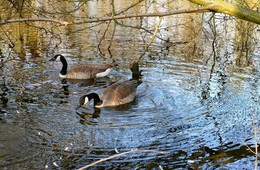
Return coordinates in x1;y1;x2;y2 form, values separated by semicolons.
76;95;89;110
76;93;103;110
49;54;63;61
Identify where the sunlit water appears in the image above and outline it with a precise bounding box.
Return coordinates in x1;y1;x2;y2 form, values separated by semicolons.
1;1;260;169
1;51;260;169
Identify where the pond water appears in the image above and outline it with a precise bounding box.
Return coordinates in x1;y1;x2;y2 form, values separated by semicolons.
0;1;260;169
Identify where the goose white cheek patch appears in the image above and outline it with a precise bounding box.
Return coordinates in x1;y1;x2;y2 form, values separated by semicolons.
56;55;61;61
84;97;89;105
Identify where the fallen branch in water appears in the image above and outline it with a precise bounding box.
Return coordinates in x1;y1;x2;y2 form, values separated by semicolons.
77;148;168;170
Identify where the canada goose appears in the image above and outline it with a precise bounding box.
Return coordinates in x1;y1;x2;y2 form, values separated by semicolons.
49;54;113;79
76;79;140;109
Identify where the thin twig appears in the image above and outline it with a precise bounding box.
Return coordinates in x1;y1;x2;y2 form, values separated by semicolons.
245;144;256;154
72;7;212;25
138;17;163;61
0;18;68;26
253;117;258;170
77;148;168;170
107;0;117;57
0;7;211;27
116;0;144;15
97;21;112;55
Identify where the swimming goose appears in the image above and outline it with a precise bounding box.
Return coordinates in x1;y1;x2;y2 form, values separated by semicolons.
76;79;140;108
49;54;113;79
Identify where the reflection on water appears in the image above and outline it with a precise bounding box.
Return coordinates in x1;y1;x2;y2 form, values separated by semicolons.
2;52;259;169
0;0;260;169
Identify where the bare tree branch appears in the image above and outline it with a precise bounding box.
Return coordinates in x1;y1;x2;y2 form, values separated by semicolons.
72;6;212;25
0;18;69;26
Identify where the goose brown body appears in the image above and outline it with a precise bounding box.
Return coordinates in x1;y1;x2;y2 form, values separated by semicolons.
77;79;140;108
50;54;113;79
66;63;112;79
99;80;138;107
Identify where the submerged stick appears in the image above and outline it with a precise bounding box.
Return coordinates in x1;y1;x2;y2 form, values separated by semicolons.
77;148;168;170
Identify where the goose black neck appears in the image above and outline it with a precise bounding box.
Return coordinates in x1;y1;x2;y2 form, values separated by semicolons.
88;93;102;107
58;55;67;75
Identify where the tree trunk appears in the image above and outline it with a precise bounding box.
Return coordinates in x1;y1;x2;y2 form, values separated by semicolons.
189;0;260;24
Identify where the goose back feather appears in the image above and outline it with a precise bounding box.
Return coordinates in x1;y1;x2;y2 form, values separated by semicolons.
99;80;138;107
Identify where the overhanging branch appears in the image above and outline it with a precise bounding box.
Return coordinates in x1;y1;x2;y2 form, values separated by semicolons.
189;0;260;24
0;18;69;26
2;2;257;26
72;6;212;24
0;7;212;26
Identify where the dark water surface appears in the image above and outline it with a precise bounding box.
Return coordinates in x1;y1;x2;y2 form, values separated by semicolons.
1;1;260;169
1;52;260;169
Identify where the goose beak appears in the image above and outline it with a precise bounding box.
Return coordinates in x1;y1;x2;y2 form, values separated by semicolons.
49;57;55;61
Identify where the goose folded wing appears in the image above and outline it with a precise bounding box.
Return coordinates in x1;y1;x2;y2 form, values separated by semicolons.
112;80;138;104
